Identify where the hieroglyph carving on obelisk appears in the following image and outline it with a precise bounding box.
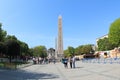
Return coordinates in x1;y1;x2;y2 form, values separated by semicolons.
57;15;63;58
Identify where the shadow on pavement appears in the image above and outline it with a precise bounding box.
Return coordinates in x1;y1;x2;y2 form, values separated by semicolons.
0;69;59;80
75;66;84;69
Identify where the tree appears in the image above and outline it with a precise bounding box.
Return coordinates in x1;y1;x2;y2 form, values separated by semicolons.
28;48;34;56
0;22;31;61
0;42;4;54
5;39;20;62
19;41;29;56
0;42;7;56
68;46;75;55
64;49;69;57
75;44;93;55
6;35;17;41
75;46;83;55
63;46;75;57
81;45;92;54
109;18;120;47
33;46;47;58
0;23;7;42
97;37;114;51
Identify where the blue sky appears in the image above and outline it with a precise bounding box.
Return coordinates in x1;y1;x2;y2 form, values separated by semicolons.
0;0;120;49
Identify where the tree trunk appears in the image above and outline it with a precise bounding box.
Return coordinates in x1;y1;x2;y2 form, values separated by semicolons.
9;56;12;63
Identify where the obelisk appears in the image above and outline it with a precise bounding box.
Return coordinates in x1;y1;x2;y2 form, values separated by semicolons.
57;15;63;59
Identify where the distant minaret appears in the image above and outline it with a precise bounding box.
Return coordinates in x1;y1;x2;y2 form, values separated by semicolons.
57;15;63;58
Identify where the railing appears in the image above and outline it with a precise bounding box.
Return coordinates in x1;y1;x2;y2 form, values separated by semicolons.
82;58;120;64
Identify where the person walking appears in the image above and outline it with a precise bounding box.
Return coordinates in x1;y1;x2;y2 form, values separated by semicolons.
72;55;76;68
62;56;68;68
69;56;73;68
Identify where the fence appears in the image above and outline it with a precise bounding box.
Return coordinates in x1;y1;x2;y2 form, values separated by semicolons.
82;58;120;64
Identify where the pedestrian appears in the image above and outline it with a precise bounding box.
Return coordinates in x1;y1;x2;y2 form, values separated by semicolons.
72;55;76;68
62;56;68;68
32;57;37;64
53;58;56;64
69;56;73;68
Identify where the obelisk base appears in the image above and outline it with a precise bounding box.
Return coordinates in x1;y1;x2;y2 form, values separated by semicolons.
57;54;64;61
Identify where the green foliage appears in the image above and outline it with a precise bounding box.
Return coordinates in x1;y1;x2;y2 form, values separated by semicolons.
75;44;93;55
0;42;7;55
33;46;47;58
0;42;4;53
6;35;17;41
5;39;20;56
82;45;92;54
68;46;75;55
5;39;20;62
19;41;29;56
109;18;120;47
97;38;114;51
64;46;75;57
64;49;69;57
64;44;94;56
0;23;7;42
0;22;30;58
28;48;34;56
75;47;82;55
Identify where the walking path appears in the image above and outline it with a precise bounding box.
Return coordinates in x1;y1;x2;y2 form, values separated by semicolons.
0;61;120;80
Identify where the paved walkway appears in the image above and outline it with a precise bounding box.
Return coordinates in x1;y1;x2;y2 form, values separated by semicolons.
0;61;120;80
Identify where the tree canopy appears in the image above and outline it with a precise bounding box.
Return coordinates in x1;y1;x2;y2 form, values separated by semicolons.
33;46;47;58
0;42;7;55
64;44;94;56
0;23;7;42
64;46;75;57
97;37;114;51
109;18;120;47
0;23;32;58
5;39;20;62
19;41;29;56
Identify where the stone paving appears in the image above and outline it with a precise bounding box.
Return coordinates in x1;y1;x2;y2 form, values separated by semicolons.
0;61;120;80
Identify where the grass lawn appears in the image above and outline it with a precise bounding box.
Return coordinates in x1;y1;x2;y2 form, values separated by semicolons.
0;61;29;69
0;62;4;67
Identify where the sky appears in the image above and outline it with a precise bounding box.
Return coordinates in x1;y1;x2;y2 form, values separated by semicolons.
0;0;120;49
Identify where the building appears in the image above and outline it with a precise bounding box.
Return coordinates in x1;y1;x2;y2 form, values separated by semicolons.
96;34;108;42
96;34;108;47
